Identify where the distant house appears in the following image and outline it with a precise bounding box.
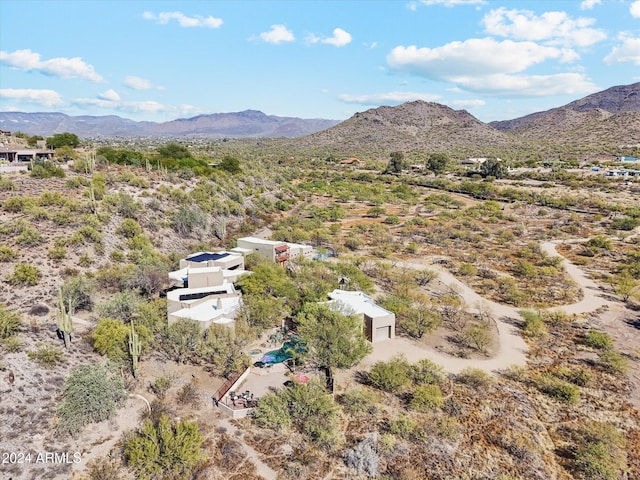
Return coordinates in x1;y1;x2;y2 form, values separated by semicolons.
0;146;53;164
616;156;639;163
167;251;248;330
233;237;313;266
325;289;395;343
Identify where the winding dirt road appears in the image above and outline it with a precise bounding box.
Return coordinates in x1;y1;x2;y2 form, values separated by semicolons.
362;240;615;374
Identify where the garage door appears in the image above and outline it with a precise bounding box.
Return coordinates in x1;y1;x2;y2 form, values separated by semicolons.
375;326;390;341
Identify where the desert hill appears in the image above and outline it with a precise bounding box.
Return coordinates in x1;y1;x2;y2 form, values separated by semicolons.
288;101;528;158
490;82;640;146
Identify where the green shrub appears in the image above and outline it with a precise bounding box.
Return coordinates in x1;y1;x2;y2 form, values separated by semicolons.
456;367;494;388
0;175;15;191
410;384;444;412
15;225;44;246
597;350;629;375
535;374;580;404
0;244;17;262
149;375;173;400
116;218;143;238
584;330;613;350
48;245;67;260
124;415;204;480
410;358;445;385
8;263;42;286
57;362;127;437
28;343;63;368
571;422;626;480
520;309;548;338
0;304;22;339
339;388;380;418
368;355;412;393
2;335;23;352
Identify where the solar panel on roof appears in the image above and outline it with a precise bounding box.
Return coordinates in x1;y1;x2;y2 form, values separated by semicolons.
187;252;230;263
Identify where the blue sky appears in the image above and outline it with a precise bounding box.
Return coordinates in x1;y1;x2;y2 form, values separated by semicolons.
1;0;638;123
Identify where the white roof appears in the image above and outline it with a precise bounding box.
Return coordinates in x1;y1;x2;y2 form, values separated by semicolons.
166;283;236;303
326;289;393;319
172;295;242;323
237;236;285;246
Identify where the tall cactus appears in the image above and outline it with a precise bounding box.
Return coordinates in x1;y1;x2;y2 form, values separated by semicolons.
57;288;73;349
129;322;141;377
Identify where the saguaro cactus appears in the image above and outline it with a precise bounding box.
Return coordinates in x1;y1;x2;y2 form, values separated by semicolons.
57;288;73;349
129;322;141;377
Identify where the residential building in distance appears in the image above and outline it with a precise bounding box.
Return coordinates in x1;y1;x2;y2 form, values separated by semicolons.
167;251;247;330
233;237;313;266
326;289;396;343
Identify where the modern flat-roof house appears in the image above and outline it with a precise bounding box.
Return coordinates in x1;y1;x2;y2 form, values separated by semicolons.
326;289;395;343
0;146;53;163
167;253;248;330
233;237;313;266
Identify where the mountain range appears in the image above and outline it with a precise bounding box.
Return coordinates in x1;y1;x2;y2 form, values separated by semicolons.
1;82;638;154
0;110;339;139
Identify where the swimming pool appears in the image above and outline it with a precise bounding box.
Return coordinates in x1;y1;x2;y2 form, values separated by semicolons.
258;336;305;365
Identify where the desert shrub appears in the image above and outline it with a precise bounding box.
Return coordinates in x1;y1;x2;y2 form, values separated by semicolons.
15;225;44;246
84;457;126;480
171;205;208;237
0;304;21;339
92;317;150;363
367;355;412;393
458;262;477;276
149;375;173;400
456;367;494;388
0;244;17;262
535;374;580;404
410;384;444;412
501;364;528;382
58;362;127;437
556;367;592;387
410;358;445;385
31;161;65;178
2;335;23;352
597;350;629;375
96;290;143;322
584;330;613;350
124;415;204;480
116;218;143;238
60;273;96;311
69;225;103;245
344;435;379;477
253;381;340;447
177;380;202;408
28;343;63;368
8;263;42;286
48;245;67;260
339;388;380;418
386;414;419;439
570;422;626;480
461;323;493;353
520;309;548;338
0;175;15;191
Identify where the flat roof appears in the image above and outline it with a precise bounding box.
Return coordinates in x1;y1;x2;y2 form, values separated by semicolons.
186;252;231;263
327;289;394;319
167;283;235;302
172;296;242;323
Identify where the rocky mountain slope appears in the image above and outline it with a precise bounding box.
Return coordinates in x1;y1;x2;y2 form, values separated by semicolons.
286;100;531;158
490;82;640;146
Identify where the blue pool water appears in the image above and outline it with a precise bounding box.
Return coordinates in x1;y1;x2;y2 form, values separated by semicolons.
259;336;305;365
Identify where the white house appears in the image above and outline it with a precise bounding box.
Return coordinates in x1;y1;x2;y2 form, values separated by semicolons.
326;289;396;343
234;237;313;265
167;252;248;330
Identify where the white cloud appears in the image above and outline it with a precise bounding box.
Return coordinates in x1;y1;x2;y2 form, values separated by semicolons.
71;93;201;117
338;91;441;105
259;25;295;44
387;38;565;79
631;1;640;18
0;88;64;107
123;76;162;90
0;49;103;82
580;0;601;10
448;72;599;96
604;34;640;65
481;8;607;47
98;89;120;102
142;11;222;28
322;28;352;47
